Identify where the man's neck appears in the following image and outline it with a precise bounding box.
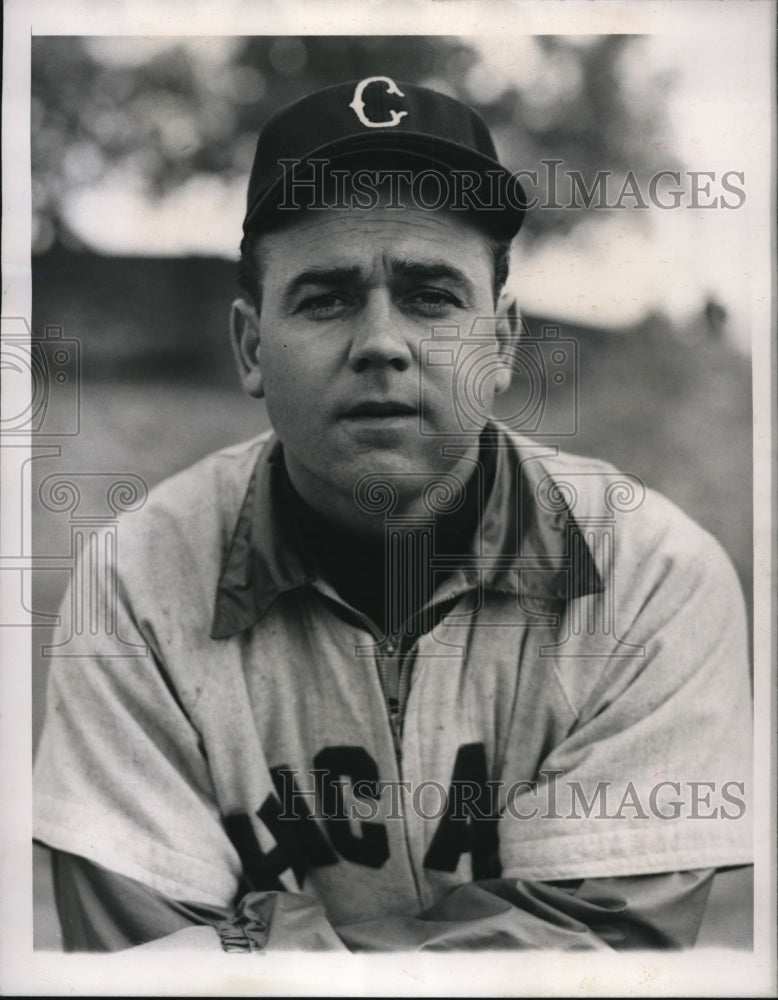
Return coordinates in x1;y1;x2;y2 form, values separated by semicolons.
280;431;498;636
282;444;484;539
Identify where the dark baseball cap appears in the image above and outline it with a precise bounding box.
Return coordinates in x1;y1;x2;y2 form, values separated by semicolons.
243;77;527;238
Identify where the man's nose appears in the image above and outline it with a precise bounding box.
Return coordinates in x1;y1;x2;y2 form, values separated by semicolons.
347;291;413;372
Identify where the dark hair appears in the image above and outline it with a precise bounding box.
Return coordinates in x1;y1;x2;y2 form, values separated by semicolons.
238;230;264;311
238;227;511;313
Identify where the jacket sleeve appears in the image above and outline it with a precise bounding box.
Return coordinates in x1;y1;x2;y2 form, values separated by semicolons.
48;848;748;952
32;517;250;907
495;503;753;882
336;870;724;951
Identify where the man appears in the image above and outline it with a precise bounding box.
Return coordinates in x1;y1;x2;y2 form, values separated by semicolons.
34;78;753;952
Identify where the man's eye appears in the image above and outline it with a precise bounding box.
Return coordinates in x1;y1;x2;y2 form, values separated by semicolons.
298;293;351;319
407;289;460;314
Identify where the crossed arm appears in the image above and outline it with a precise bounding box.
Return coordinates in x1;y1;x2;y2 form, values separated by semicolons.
47;847;752;952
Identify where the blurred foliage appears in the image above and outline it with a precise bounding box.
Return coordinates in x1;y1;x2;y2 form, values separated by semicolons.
32;34;677;252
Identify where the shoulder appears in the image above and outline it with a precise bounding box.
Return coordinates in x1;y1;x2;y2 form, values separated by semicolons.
112;432;272;590
507;433;751;725
145;432;272;522
505;427;743;607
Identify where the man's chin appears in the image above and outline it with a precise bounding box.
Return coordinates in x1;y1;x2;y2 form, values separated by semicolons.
346;444;460;479
330;448;469;516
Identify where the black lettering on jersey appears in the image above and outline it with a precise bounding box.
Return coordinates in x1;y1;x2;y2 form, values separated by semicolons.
314;746;389;868
423;742;502;879
224;766;337;891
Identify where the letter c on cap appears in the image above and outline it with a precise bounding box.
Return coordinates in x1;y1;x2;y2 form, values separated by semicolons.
349;77;408;129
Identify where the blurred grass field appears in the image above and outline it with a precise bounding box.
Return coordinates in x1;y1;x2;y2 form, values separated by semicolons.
29;253;753;950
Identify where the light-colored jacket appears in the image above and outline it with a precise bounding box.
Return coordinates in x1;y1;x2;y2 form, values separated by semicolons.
34;425;753;926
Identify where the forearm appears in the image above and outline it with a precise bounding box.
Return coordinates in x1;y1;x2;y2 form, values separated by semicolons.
50;848;741;953
50;848;345;952
51;848;231;951
336;869;716;951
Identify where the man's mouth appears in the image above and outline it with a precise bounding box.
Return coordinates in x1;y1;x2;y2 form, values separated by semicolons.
340;400;419;419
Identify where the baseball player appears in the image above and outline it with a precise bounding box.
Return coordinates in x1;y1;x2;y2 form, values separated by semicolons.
34;78;753;952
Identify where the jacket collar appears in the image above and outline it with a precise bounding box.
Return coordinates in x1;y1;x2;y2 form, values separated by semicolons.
211;425;602;639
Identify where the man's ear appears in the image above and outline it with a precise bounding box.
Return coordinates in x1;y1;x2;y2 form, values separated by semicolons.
493;292;520;395
229;298;264;398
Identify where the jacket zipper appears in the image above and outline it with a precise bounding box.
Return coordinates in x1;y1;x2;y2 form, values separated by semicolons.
311;586;398;725
313;581;472;909
376;641;407;762
315;581;469;756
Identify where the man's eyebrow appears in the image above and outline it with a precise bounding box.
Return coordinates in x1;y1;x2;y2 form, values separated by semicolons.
282;266;363;308
390;258;476;296
280;258;477;309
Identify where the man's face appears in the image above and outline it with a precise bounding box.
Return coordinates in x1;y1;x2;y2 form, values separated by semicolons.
232;203;513;524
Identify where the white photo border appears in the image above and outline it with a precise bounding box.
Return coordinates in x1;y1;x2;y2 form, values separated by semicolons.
2;1;775;995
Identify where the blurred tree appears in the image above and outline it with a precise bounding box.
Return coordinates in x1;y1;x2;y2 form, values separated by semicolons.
32;34;677;253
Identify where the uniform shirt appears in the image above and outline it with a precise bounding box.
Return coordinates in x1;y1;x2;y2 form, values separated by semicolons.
34;424;753;940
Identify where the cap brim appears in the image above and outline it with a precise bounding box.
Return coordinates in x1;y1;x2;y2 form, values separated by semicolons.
243;130;527;238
